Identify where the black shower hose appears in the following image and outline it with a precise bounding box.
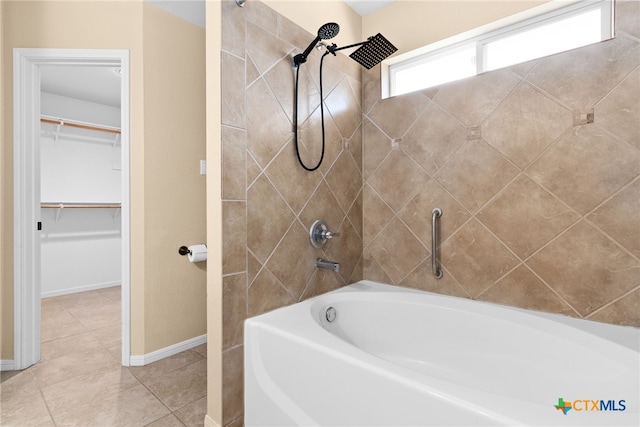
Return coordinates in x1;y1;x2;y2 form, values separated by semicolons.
293;51;331;172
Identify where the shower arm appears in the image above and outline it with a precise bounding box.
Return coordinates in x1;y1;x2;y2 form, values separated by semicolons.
326;40;369;56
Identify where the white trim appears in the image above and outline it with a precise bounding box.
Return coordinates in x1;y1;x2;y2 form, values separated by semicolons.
385;0;614;97
0;360;15;371
41;282;121;299
129;334;207;366
13;49;43;370
12;48;131;370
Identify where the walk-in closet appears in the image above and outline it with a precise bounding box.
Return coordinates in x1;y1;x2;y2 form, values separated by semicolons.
39;65;122;346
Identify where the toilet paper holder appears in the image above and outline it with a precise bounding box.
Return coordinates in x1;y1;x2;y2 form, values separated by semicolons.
178;246;192;256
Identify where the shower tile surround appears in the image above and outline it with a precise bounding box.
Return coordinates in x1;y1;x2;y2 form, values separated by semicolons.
362;0;640;327
221;1;363;424
221;1;639;425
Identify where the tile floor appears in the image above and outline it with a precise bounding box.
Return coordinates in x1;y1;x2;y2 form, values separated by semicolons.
0;286;208;426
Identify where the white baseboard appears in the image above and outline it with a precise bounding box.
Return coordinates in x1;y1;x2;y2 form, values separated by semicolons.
129;334;207;366
0;359;15;371
41;281;121;298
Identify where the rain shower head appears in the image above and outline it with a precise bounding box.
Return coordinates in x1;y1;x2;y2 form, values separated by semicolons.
293;22;340;67
349;33;397;69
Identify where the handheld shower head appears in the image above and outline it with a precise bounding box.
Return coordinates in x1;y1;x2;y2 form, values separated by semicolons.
318;22;340;40
293;22;340;67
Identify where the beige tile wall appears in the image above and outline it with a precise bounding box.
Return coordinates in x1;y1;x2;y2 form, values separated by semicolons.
220;1;363;425
363;0;640;328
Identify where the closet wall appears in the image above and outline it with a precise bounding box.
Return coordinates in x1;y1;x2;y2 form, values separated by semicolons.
40;92;122;297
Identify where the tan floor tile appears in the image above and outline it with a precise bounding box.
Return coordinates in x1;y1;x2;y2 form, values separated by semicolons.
97;285;122;302
67;298;120;331
41;304;87;343
52;384;170;427
192;343;207;359
129;350;204;384
142;359;207;412
32;332;120;388
41;364;140;418
145;413;188;427
174;396;208;427
0;371;54;426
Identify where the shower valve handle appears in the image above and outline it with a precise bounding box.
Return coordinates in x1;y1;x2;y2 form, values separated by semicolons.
322;230;340;240
309;220;339;249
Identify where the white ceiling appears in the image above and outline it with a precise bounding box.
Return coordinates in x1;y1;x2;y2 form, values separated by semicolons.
343;0;396;16
40;65;122;108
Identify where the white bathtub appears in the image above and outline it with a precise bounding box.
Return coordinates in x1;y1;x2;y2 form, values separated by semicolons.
245;280;640;426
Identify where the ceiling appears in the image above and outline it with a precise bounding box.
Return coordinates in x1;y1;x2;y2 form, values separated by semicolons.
40;65;122;108
39;0;396;107
343;0;396;16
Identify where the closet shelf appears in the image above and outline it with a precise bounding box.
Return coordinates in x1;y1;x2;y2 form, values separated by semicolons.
41;202;121;209
41;116;121;135
41;202;121;222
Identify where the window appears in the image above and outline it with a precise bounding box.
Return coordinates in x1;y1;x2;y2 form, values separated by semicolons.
388;0;614;97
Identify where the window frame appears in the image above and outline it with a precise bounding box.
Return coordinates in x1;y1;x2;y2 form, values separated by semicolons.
386;0;614;98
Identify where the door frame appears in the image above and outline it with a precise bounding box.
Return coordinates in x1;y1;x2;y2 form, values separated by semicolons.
13;48;131;368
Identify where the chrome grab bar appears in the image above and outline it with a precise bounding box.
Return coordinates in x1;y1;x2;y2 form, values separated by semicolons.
432;208;443;279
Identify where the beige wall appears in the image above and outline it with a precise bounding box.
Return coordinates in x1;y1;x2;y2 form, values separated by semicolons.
141;1;207;354
1;0;206;360
205;0;223;424
262;0;361;48
362;0;640;327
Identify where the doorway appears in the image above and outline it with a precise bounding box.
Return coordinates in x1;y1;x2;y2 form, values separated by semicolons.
13;48;131;369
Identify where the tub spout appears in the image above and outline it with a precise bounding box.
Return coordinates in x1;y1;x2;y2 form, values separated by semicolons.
316;258;340;272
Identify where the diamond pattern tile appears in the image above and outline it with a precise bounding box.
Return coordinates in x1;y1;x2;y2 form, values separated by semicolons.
527;221;640;316
266;221;318;299
441;219;520;297
433;68;520;126
265;56;319;124
596;67;640;149
299;180;345;235
367;217;428;284
477;175;580;259
246;21;294;75
325;219;363;283
588;178;640;259
362;118;392;178
367;91;429;138
325;77;362;139
247;174;295;263
399;179;470;248
368;149;429;213
527;124;640;214
246;78;292;168
479;265;575;316
325;150;363;213
526;36;640;110
403;102;467;175
435;140;519;213
265;140;322;214
483;83;572;168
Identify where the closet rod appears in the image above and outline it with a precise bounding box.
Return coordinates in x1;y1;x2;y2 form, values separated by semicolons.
41;117;121;135
41;203;121;209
